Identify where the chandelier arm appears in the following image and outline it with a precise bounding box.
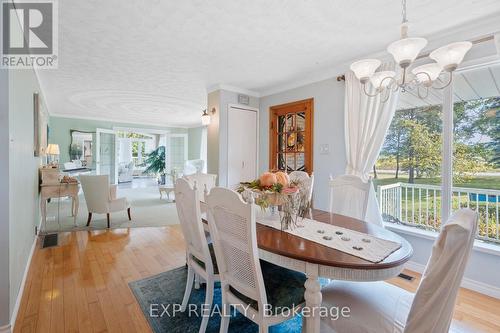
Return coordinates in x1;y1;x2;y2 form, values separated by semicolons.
431;72;453;90
380;88;391;104
413;71;432;85
417;85;429;99
401;66;409;85
379;76;397;91
362;82;381;97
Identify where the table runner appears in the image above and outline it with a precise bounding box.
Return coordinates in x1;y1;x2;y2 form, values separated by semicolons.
258;215;402;263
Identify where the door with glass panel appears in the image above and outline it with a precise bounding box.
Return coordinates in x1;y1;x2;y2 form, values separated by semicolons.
165;133;188;178
96;128;118;184
269;99;313;173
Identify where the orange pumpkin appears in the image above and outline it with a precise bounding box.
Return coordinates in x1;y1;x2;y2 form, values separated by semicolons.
274;171;290;187
259;172;277;187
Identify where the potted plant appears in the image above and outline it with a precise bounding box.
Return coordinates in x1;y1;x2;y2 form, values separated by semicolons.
143;146;167;184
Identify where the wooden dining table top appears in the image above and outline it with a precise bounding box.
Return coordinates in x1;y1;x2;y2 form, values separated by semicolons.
203;208;413;271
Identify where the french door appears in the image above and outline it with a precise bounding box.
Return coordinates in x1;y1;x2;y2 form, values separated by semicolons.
96;128;118;184
269;99;314;173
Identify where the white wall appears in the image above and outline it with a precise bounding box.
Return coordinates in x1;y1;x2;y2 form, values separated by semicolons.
8;67;47;322
0;68;10;330
207;90;220;176
389;227;500;297
207;89;259;186
259;78;346;211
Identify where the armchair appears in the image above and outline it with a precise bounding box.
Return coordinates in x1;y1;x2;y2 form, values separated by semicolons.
80;175;131;228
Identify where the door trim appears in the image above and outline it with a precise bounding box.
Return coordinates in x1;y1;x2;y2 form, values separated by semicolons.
226;104;259;186
268;98;314;174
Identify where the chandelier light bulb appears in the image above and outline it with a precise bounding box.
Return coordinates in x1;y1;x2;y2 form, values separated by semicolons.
412;63;443;85
348;0;471;101
429;41;472;72
387;37;428;68
350;59;381;83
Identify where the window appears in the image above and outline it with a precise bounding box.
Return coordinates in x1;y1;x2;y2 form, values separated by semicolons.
375;91;443;229
452;65;500;243
376;62;500;244
269;99;313;173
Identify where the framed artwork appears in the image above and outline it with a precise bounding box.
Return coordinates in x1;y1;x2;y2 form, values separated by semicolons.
33;92;40;156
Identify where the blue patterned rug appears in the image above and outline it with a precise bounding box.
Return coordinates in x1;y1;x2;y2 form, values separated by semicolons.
129;266;303;333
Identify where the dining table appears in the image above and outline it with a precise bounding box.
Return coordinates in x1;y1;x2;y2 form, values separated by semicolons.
202;208;413;333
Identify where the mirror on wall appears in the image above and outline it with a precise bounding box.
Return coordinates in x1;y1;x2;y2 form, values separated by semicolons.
70;130;94;167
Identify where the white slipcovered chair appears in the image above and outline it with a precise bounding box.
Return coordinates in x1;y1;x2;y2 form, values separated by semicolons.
183;159;205;175
80;175;131;228
205;187;306;333
328;174;372;221
118;161;134;183
320;208;478;333
174;178;219;333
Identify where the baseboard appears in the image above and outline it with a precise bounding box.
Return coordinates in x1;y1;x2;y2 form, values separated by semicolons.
9;235;37;332
405;261;500;299
0;324;11;333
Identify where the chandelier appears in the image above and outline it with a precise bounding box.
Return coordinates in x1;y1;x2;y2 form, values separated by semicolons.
350;0;472;101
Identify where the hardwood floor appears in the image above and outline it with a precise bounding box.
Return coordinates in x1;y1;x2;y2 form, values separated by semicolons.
14;226;500;332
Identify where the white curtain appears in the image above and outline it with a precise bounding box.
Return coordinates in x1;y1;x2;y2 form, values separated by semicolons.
344;69;399;226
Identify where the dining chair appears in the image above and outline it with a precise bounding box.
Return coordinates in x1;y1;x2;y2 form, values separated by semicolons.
80;175;131;228
328;174;371;221
289;171;314;204
184;172;217;198
185;172;217;214
174;178;220;333
319;208;478;333
205;187;306;333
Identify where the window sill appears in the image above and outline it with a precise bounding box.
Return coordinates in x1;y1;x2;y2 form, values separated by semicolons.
384;222;500;257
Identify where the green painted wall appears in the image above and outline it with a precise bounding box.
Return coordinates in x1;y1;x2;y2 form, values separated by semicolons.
48;116;188;166
188;126;204;160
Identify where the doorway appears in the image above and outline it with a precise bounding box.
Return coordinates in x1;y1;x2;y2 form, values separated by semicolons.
269;98;314;174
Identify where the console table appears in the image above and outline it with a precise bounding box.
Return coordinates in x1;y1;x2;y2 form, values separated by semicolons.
39;168;80;231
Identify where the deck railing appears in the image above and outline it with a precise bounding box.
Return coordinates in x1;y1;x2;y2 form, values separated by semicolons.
377;182;500;244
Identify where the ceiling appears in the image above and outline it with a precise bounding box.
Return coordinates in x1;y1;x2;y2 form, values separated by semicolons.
37;0;500;127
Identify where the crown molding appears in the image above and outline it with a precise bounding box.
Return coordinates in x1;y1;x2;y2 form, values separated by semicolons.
207;84;260;97
49;113;193;129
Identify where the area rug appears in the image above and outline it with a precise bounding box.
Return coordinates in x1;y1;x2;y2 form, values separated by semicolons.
129;266;303;333
44;183;180;232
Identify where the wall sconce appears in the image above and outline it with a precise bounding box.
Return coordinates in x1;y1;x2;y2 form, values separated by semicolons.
201;107;216;126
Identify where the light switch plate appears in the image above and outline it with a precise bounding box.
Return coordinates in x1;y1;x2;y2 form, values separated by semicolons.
319;144;330;155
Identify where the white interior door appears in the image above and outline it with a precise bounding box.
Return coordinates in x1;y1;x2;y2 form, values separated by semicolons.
227;106;258;189
96;128;118;184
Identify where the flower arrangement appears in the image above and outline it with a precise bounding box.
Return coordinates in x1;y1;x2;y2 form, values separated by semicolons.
237;171;298;209
237;171;312;230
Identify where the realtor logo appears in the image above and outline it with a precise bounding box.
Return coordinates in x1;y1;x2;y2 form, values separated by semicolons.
1;0;58;68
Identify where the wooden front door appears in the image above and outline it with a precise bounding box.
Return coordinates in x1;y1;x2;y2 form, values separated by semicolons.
269;99;313;174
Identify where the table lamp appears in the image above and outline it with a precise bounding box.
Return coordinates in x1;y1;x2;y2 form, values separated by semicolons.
46;144;60;166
